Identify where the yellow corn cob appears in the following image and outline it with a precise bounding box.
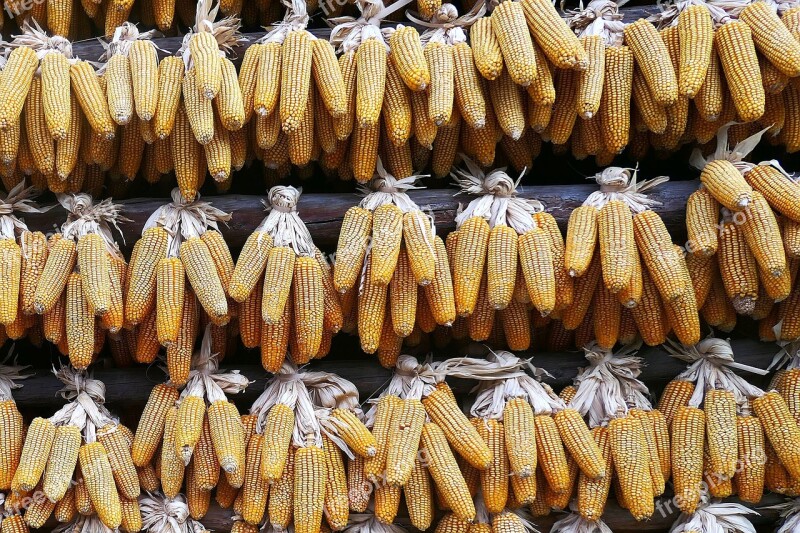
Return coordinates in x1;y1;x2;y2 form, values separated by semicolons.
470;17;503;81
294;445;327;533
386;398;426;486
181;236;228;323
41;424;81;503
577;426;613;520
534;414;570;494
487;225;517;310
425;41;455;126
79;442;122;528
71;61;115;140
183;69;214;145
267;445;294;529
424;383;492;469
155;257;185;346
107;54;134;128
753;391;800;478
356;37;388;128
608;416;654;520
686;187;720;257
369;203;404;286
715;21;765;122
632;67;668;135
209;400;245;488
154;56;185;139
703;389;737;482
454;216;490;316
504;398;537;479
700;159;753;210
311;39;347;119
672;406;705;513
740;190;786;277
598;200;636;293
554;408;606;481
97;424;139;501
321;435;348;530
389;26;430;91
189;32;221;99
677;4;714;97
577;35;605;119
160;406;185;498
403;456;433;529
547;68;579;145
741;1;800;77
718;221;759;314
599;46;634;153
261;403;295;483
132;383;179;467
520;0;587;70
0;47;38;130
735;415;766;503
658;383;698;431
491;1;537;87
565;206;598;277
53;485;76;523
476;419;509;513
519;227;556;316
490;67;526;140
624;19;678;106
41;52;71;140
65;273;94;369
633;209;692;302
0;400;24;491
421;423;476;522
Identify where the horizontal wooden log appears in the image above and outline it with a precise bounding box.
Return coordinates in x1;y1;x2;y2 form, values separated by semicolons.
65;5;660;64
12;337;774;410
19;180;698;251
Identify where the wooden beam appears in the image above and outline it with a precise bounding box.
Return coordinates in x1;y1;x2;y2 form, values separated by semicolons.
19;180;698;251
12;338;775;410
65;5;660;64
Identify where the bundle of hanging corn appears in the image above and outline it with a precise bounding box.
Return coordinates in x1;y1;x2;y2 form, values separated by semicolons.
32;194;128;368
688;126;794;332
363;354;524;525
245;361;345;533
173;0;246;196
410;4;490;178
450;158;569;350
228;186;341;371
9;367;140;530
303;370;379;530
333;166;454;360
328;0;401;182
562;166;700;348
153;324;250;512
125;188;233;384
1;22;82;193
0;184;50;343
95;23;162;182
468;350;606;517
567;342;670;522
239;0;345;177
660;338;779;510
0;357;31;493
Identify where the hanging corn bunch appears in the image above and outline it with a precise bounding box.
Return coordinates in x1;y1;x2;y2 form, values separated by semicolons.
332;165;452;359
662;338;777;510
0;183;50;341
0;355;31;493
31;194;128;368
160;324;250;501
247;361;330;533
12;366;139;530
244;0;345;174
561;166;700;348
126;188;232;383
451;158;569;350
469;350;606;516
566;0;633;160
568;342;670;521
8;21;83;192
302;370;379;530
361;354;524;524
688;126;791;324
229;186;340;370
176;0;246;191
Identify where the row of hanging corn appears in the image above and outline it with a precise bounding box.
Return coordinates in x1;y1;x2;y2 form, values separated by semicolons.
2;340;800;533
0;0;800;196
2;121;800;374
